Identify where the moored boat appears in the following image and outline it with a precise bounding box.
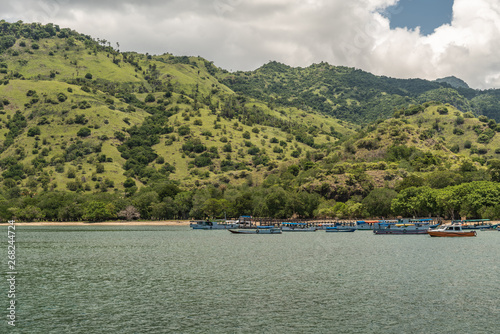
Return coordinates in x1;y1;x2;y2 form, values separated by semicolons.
325;226;356;232
355;220;381;230
452;219;490;229
373;222;431;235
190;220;240;230
228;226;282;234
281;222;317;232
479;224;498;231
427;223;477;237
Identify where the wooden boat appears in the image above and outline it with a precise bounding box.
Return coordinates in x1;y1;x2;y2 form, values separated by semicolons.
355;220;381;230
228;226;282;234
190;220;239;230
281;222;317;232
373;221;432;235
427;223;477;237
325;226;356;232
359;218;437;232
479;224;498;231
453;219;491;230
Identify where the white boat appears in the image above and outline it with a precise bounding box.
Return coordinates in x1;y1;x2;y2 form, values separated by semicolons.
190;220;240;230
427;223;477;237
281;222;317;232
228;226;282;234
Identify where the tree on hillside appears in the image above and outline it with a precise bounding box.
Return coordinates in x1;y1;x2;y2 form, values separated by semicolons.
77;127;91;137
362;188;397;217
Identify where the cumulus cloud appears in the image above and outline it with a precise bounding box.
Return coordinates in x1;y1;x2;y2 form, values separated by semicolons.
2;0;500;88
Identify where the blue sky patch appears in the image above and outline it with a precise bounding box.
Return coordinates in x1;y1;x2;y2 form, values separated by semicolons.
383;0;454;35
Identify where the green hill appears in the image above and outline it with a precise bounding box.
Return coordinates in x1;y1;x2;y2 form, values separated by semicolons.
2;21;500;222
0;21;352;195
220;61;500;124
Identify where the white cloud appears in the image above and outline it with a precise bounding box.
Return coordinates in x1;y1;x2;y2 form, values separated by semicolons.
2;0;500;88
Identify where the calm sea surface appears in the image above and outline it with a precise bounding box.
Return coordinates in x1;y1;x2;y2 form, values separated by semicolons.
1;225;499;333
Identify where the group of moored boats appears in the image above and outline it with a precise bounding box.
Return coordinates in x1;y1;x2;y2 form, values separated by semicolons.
190;218;499;236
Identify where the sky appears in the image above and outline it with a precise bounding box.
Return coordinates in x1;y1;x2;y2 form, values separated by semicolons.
2;0;500;89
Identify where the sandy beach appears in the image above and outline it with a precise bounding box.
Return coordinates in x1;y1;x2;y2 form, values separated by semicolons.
0;220;192;226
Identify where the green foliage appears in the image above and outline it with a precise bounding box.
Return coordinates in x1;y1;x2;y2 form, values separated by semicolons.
362;188;397;217
27;126;41;137
83;201;115;222
77;127;91;137
145;93;155;103
437;106;448;115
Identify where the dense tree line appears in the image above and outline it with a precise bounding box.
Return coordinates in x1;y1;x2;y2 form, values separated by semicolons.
4;179;500;222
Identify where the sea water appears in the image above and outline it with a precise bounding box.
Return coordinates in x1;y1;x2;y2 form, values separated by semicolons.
1;226;498;333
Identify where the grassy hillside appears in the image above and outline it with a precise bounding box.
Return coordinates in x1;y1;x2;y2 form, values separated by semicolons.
0;21;353;196
3;21;500;222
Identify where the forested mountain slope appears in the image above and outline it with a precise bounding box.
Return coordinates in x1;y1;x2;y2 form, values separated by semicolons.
221;61;500;124
2;21;500;222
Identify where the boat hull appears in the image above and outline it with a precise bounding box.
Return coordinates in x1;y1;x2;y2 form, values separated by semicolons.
228;228;282;234
191;224;239;230
373;229;427;235
325;227;356;232
427;231;477;237
281;227;317;232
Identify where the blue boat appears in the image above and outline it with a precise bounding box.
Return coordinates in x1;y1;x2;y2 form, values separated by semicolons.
325;226;356;233
453;219;491;230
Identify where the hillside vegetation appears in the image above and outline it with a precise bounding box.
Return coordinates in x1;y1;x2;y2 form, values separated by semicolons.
221;61;500;124
2;21;500;222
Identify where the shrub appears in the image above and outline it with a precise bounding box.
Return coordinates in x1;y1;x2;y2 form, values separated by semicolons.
27;127;41;137
478;115;488;123
177;125;190;136
437;107;448;115
247;146;260;155
78;100;91;109
57;92;67;102
77;127;91;137
85;73;93;79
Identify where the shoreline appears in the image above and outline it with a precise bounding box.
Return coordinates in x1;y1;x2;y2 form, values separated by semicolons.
0;220;192;226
